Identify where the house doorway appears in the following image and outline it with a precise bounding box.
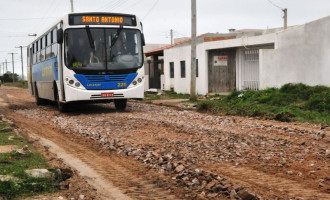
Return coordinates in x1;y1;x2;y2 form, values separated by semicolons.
208;48;236;93
241;49;259;90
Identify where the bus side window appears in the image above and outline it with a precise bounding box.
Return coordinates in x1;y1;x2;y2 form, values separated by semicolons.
51;29;57;57
46;32;52;59
36;41;40;63
32;44;36;64
40;37;45;62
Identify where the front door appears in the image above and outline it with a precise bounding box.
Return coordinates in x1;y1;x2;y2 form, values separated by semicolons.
208;49;236;93
149;60;162;89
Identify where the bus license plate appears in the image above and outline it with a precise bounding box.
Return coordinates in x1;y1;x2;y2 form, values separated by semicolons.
101;93;114;97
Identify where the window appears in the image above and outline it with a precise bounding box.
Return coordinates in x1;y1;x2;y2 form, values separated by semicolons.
64;28;143;71
49;29;57;57
51;43;57;57
53;29;57;44
46;46;52;60
180;61;186;78
196;59;199;77
36;41;39;51
170;62;174;78
40;37;45;62
47;32;51;46
40;38;43;50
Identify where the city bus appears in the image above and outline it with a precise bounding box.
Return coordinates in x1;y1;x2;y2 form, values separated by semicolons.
27;12;145;112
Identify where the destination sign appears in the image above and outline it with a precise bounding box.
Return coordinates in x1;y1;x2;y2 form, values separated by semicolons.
69;14;136;26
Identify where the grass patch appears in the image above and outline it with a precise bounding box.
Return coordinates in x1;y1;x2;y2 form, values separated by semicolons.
0;122;25;146
0;152;50;177
197;83;330;124
0;120;59;199
3;81;28;89
144;90;190;101
0;177;57;199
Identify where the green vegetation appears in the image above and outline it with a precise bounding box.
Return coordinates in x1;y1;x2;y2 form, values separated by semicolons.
144;90;190;101
2;81;28;89
0;121;59;199
197;83;330;124
0;72;20;83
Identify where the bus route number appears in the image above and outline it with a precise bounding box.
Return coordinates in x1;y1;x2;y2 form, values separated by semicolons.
117;82;127;87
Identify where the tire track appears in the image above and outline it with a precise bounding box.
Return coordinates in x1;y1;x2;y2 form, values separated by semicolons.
9;113;179;200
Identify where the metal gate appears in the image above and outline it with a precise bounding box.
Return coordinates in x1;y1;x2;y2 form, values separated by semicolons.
242;49;259;90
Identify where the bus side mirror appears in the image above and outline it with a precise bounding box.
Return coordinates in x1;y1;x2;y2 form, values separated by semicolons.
141;33;146;46
57;28;64;44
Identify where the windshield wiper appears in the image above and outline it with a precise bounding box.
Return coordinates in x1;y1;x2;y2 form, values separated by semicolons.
85;25;95;49
109;25;123;60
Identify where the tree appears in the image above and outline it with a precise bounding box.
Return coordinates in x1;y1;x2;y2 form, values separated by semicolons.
0;72;19;82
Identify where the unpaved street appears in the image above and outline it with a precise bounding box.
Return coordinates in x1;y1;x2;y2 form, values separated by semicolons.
0;86;329;200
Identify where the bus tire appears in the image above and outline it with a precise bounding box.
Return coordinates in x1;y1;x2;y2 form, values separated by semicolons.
55;90;67;113
58;101;68;113
114;99;127;112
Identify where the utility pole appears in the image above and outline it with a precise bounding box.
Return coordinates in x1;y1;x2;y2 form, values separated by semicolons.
190;0;197;100
170;29;174;45
70;0;74;12
15;46;24;81
5;59;8;72
8;53;17;83
283;8;288;29
1;63;4;75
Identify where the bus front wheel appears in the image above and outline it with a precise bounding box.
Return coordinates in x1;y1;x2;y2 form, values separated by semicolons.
114;99;127;112
55;91;67;113
58;101;67;113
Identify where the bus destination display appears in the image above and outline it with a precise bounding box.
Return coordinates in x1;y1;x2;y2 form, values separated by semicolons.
69;14;136;26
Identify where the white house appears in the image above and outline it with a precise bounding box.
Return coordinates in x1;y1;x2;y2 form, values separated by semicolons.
145;15;330;95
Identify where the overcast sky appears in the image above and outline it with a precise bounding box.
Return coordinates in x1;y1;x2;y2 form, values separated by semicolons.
0;0;329;78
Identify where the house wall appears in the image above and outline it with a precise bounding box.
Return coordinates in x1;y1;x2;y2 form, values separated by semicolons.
260;16;330;88
164;44;208;95
162;16;330;95
143;44;167;90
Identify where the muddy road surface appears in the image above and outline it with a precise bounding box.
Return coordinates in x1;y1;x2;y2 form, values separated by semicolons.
0;86;329;200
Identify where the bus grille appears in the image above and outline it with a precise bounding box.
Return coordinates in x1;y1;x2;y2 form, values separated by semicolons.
84;75;128;82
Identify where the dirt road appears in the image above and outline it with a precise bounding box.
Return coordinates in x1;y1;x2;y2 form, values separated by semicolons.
0;86;329;200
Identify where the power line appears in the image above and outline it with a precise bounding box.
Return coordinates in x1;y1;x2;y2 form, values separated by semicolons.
108;0;129;11
96;0;120;11
120;0;143;12
29;0;57;33
142;0;160;20
173;30;188;37
0;17;56;21
267;0;283;10
111;0;130;11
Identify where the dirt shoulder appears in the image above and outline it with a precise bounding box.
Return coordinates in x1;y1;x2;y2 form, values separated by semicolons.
0;86;329;199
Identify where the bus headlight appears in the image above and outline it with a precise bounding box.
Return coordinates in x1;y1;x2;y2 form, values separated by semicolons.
69;80;74;85
137;78;142;83
75;82;81;87
132;81;137;85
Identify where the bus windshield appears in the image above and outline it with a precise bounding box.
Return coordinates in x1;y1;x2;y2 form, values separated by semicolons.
65;28;143;73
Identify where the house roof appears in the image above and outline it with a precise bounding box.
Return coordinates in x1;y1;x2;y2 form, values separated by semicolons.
144;33;209;57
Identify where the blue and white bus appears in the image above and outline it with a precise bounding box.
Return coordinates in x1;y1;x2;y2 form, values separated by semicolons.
27;12;145;112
